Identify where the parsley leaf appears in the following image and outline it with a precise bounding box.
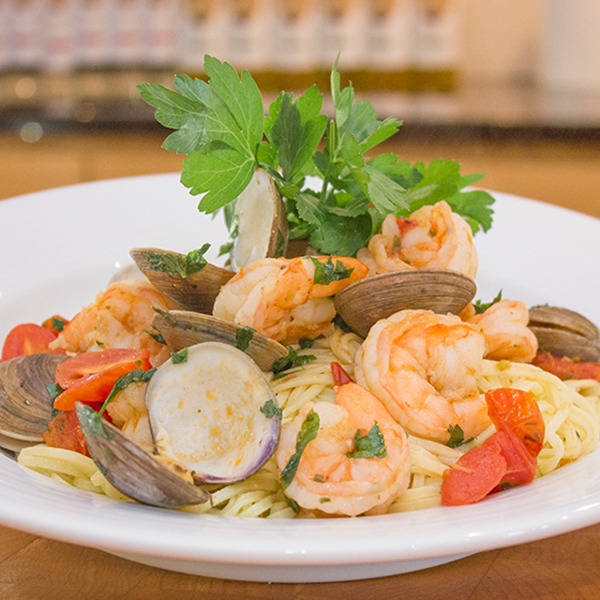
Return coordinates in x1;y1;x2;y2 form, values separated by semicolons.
346;422;387;458
473;290;503;315
271;347;317;375
235;326;255;351
310;256;353;286
260;399;282;420
446;424;474;448
280;410;320;489
140;244;210;278
99;368;156;416
171;348;188;364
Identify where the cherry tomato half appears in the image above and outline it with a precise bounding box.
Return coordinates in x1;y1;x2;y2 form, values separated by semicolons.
1;323;65;362
53;349;152;411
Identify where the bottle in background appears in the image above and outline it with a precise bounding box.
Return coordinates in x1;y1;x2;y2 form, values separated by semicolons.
143;0;180;70
227;0;277;90
45;0;80;72
77;0;116;69
11;0;45;71
320;0;370;90
273;0;324;91
367;0;414;90
411;0;459;91
114;0;145;69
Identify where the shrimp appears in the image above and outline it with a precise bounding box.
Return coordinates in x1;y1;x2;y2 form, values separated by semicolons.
212;256;369;344
276;380;410;517
357;200;478;279
354;309;490;444
50;279;178;366
465;299;538;363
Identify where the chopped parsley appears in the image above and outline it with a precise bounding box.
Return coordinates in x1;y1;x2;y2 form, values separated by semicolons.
280;410;320;489
271;346;316;375
235;326;255;351
310;256;353;286
140;243;210;278
146;329;166;345
260;399;282;420
446;424;474;448
171;348;188;364
346;422;387;459
473;290;503;315
99;368;157;416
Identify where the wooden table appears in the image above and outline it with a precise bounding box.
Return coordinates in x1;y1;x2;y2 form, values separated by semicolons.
3;520;600;599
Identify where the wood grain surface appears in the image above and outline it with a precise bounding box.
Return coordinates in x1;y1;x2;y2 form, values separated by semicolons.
1;131;599;600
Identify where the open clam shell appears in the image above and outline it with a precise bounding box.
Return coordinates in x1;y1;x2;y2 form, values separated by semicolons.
334;269;477;339
153;309;288;372
130;247;234;314
76;403;211;509
528;305;600;361
229;168;288;270
146;342;281;485
0;353;68;448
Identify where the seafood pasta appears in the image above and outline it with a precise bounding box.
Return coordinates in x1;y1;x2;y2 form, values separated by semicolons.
3;56;600;518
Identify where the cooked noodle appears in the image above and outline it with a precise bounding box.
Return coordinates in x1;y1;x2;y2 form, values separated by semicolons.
16;330;600;517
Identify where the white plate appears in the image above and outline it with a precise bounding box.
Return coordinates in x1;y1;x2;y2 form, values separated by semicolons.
1;174;600;583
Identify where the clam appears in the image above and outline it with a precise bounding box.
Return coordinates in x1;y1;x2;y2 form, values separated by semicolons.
528;305;600;362
152;309;288;372
146;342;280;484
0;353;68;451
334;269;477;338
76;403;211;509
130;247;234;314
229;168;288;270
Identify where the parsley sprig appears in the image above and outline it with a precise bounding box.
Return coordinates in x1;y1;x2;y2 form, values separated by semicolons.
140;55;495;257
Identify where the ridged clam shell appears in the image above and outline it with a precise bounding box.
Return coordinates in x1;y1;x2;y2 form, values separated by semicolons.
334;269;477;338
0;353;68;445
528;305;600;361
153;310;288;372
130;247;234;314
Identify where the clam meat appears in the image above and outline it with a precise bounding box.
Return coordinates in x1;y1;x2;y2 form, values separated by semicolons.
146;342;281;484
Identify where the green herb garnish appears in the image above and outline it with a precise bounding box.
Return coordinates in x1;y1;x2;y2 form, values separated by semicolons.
281;410;320;489
171;348;188;364
235;326;255;351
310;256;353;286
140;56;495;258
146;329;166;345
473;290;503;315
346;422;387;458
271;347;316;375
50;317;66;332
99;368;157;416
446;424;475;448
260;399;282;420
140;243;210;278
152;306;177;326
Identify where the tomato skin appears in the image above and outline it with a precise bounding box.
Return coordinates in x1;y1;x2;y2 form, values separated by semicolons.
1;323;66;362
331;362;353;387
533;352;600;382
485;388;545;458
43;409;90;456
441;438;507;506
53;349;152;411
488;430;537;489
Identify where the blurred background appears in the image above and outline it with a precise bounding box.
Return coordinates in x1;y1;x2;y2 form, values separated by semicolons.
1;0;599;217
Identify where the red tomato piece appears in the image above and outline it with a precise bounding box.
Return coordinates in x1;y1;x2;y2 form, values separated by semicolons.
441;438;507;506
54;349;152;411
1;323;65;362
43;409;90;456
331;361;353;387
487;430;537;490
485;388;545;457
41;315;70;336
533;352;600;382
